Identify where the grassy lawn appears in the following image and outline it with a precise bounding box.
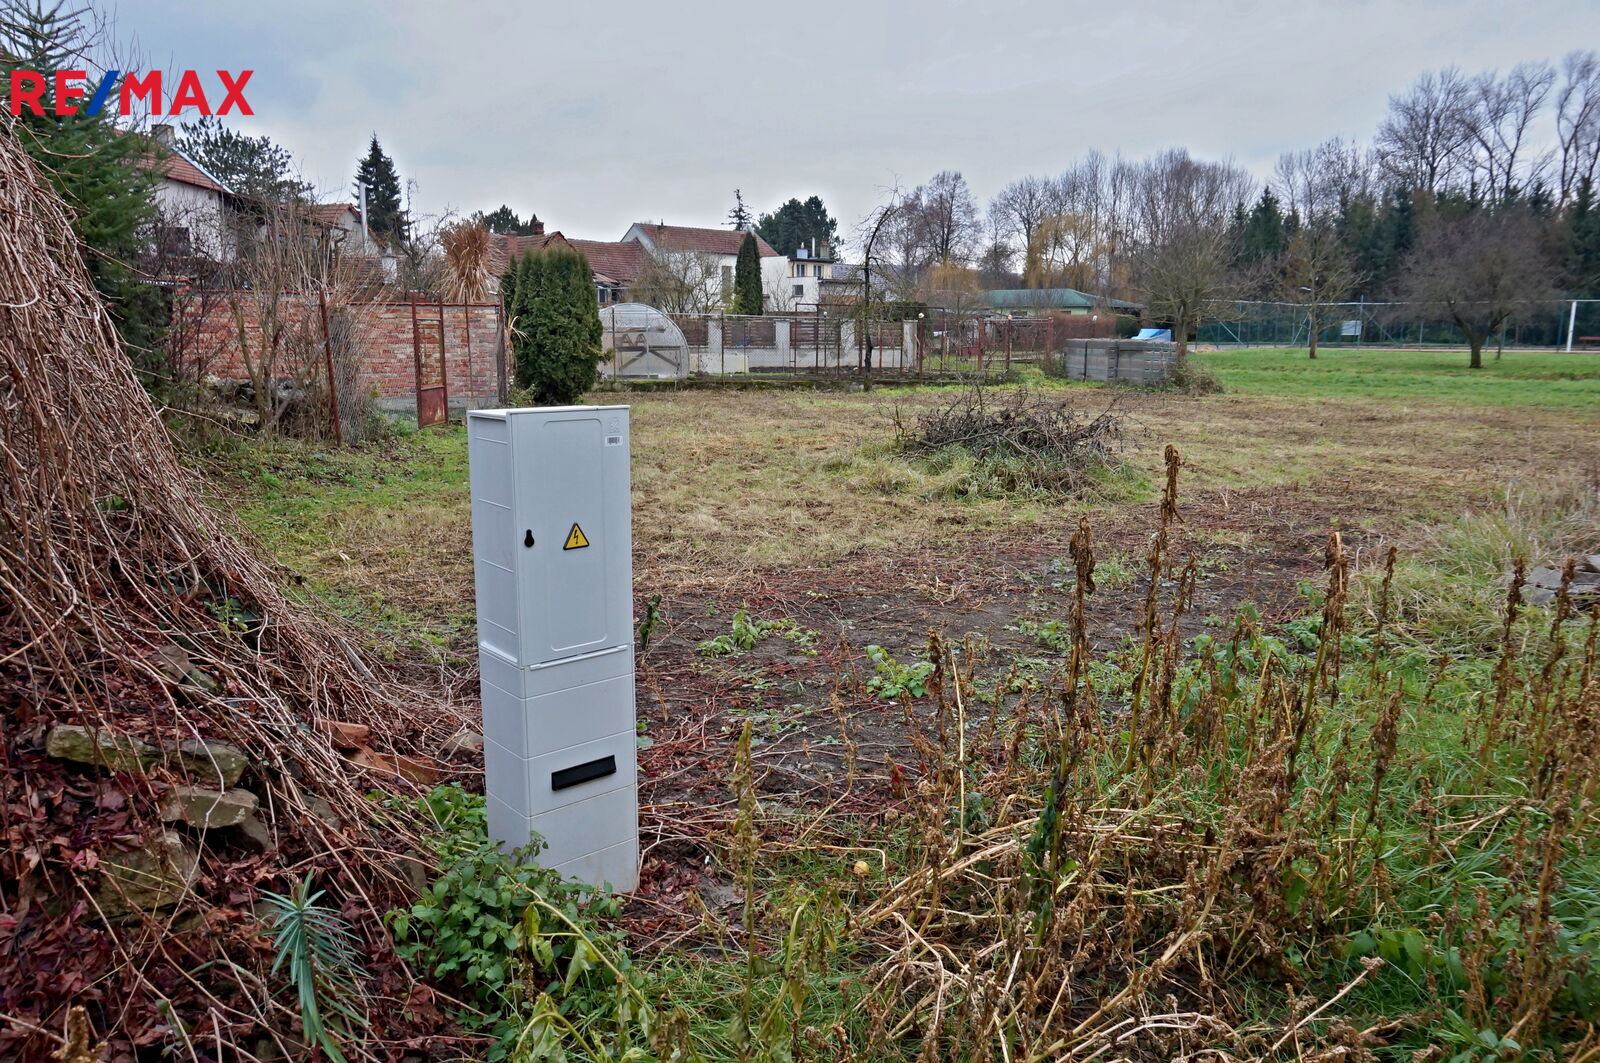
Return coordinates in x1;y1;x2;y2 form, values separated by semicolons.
1194;345;1600;406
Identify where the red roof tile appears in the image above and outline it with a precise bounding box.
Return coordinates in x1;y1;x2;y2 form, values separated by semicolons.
488;231;572;276
631;223;778;257
566;239;646;285
308;203;357;226
143;147;230;194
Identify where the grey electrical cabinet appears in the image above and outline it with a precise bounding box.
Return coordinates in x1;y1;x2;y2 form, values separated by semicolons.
467;405;638;892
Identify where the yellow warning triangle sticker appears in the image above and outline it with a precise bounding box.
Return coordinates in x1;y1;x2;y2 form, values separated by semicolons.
562;523;590;550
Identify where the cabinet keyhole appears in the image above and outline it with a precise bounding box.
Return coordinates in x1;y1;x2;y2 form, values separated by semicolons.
523;530;535;548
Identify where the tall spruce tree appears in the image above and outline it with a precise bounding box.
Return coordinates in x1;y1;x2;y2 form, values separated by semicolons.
508;247;603;403
1240;189;1288;266
728;189;751;230
1;2;164;373
1336;192;1379;296
1372;188;1417;296
354;135;407;244
732;232;763;315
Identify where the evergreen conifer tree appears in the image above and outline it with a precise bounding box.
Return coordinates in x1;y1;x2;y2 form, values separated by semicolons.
1241;189;1288;265
728;189;751;230
354;136;407;244
509;248;603;403
732;233;763;315
1567;178;1600;297
476;205;541;236
0;3;164;372
178;117;311;202
754;196;838;257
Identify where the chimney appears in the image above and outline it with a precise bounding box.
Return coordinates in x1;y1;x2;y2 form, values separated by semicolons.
532;219;545;236
151;123;176;147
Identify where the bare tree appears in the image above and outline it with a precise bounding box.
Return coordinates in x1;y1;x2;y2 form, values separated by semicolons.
1375;68;1475;195
1275;138;1373;222
988;175;1059;287
1556;50;1600;204
1396;207;1557;368
918;170;982;265
630;249;725;314
976;223;1019;290
883;185;932;285
1127;150;1253;357
213;193;376;434
854;195;902;387
1460;61;1555;201
1280;222;1360;359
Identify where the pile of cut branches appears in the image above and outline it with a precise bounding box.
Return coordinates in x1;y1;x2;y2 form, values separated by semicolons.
0;116;461;1060
892;385;1129;496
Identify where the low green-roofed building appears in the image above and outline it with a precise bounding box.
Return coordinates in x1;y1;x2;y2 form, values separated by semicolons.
981;288;1142;314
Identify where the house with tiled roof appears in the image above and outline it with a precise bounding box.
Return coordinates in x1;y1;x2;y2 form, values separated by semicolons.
143;124;251;266
622;222;791;310
487;227;575;292
489;218;803;309
487;225;648;306
304;203;390;256
291;202;399;282
566;239;646;305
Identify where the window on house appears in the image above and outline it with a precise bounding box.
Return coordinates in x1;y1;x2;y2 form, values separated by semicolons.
793;284;805;298
721;265;733;293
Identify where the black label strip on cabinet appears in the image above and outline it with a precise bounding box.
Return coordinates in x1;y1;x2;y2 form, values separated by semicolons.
551;755;617;792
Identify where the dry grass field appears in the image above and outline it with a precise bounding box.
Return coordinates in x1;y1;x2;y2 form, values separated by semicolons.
221;357;1600;665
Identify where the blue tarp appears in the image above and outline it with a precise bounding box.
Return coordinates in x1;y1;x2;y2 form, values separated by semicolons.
1134;328;1172;341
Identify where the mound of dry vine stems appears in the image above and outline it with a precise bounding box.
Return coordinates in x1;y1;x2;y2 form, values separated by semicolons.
893;386;1127;495
0;118;457;1059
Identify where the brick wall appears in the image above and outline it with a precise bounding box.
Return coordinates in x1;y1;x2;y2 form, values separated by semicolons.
172;291;505;402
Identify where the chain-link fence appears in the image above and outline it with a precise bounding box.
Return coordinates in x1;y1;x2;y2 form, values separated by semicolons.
1199;299;1600;349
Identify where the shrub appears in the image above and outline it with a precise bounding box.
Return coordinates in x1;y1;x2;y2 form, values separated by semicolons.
732;232;763;315
1154;355;1223;394
503;245;603;405
386;785;627;1060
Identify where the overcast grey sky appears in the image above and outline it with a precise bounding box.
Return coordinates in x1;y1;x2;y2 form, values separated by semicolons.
113;0;1600;248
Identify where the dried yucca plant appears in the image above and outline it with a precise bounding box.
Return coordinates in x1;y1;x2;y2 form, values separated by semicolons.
440;221;492;303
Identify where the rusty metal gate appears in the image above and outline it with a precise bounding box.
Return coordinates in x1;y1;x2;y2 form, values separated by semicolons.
411;296;449;428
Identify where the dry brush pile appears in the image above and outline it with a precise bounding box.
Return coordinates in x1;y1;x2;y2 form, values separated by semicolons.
0;118;460;1059
891;386;1130;498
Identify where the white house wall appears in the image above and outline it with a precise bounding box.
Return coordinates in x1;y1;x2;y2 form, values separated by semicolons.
153;179;235;261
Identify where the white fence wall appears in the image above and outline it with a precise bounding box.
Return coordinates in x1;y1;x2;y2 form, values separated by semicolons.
677;316;917;375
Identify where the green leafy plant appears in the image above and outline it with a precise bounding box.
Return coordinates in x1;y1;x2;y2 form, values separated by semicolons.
260;874;369;1063
697;610;817;657
1048;553;1136;590
864;644;935;700
386;785;626;1061
637;592;664;652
